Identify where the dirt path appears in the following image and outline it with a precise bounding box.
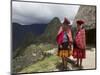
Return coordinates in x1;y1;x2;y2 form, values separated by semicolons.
82;48;96;69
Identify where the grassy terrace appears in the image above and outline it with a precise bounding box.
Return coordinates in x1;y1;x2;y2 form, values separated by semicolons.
19;55;60;73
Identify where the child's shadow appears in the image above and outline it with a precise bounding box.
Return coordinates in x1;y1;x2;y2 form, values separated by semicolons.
56;63;65;71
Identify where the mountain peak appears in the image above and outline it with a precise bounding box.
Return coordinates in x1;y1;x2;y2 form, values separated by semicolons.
49;17;60;24
41;17;61;44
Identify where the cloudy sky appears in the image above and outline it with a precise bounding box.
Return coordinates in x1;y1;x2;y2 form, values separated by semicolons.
12;1;80;25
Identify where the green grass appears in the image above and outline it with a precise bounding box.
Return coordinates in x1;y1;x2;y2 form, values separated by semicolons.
19;55;60;73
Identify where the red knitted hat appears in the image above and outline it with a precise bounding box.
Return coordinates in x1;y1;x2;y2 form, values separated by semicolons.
76;20;85;25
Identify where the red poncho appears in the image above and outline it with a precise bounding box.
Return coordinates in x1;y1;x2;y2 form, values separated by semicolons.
56;26;73;45
75;28;86;49
73;28;86;58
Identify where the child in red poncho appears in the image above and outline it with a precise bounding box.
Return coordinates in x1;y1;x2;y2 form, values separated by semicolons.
73;20;86;68
56;17;73;69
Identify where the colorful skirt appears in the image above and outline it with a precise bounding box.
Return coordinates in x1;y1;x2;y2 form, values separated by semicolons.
57;42;72;58
57;50;72;58
73;48;86;58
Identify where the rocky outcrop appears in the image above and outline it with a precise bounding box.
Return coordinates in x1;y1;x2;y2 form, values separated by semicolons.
72;5;96;30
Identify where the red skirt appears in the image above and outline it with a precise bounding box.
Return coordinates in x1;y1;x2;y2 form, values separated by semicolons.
73;48;86;59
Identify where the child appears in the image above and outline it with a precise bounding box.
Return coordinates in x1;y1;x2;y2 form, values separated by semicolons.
56;17;73;70
73;20;86;69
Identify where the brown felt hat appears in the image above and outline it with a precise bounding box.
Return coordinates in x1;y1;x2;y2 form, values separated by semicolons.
63;17;70;25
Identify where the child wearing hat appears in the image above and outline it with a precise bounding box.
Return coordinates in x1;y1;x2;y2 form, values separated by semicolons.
56;17;73;69
73;20;86;69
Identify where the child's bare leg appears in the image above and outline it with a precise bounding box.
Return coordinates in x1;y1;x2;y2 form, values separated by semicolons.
77;58;79;66
64;57;67;69
80;58;83;67
62;57;64;66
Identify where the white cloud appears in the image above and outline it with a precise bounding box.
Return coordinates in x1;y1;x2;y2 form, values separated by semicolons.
12;1;80;25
